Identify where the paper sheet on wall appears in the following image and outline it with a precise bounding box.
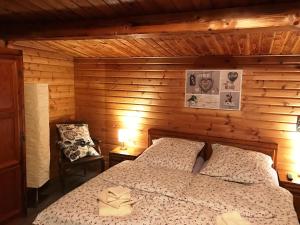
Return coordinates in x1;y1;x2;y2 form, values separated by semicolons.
185;70;242;110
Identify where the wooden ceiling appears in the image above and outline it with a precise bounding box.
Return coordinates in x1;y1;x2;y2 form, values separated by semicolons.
0;0;291;24
12;30;300;57
2;0;300;58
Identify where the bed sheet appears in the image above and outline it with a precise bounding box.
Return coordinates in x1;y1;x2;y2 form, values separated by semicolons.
33;161;298;225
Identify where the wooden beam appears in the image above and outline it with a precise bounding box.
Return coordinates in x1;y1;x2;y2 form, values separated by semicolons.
0;39;5;47
74;56;300;65
1;2;300;41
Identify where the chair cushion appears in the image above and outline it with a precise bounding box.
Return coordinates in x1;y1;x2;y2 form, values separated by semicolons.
63;145;99;162
57;124;99;162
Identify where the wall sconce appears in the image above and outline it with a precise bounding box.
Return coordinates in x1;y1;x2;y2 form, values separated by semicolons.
118;129;128;150
297;116;300;132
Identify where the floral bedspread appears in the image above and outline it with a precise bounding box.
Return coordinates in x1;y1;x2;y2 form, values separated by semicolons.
33;161;299;225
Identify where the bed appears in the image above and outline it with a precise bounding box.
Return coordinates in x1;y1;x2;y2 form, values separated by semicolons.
33;128;299;225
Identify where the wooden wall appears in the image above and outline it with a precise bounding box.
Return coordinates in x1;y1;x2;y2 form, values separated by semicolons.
74;56;300;174
9;43;75;177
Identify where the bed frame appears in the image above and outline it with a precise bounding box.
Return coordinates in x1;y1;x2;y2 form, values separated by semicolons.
148;128;278;169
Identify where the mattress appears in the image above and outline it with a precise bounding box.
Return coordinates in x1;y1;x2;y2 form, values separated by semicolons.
33;160;299;225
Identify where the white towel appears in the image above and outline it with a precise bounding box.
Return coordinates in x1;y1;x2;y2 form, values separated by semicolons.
99;202;132;217
216;211;251;225
98;186;135;217
99;186;134;208
99;189;134;208
108;186;131;196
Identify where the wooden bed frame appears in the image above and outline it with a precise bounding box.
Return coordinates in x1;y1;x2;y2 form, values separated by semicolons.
148;128;278;169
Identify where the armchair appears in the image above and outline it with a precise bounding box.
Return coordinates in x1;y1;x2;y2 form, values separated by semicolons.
56;122;105;192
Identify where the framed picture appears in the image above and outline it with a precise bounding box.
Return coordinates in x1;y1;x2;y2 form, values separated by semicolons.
185;70;243;110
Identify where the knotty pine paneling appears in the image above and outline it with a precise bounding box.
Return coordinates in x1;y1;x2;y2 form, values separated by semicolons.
75;56;300;173
13;31;300;58
9;44;75;177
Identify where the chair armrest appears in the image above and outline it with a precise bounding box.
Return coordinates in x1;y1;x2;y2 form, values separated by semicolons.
92;138;102;154
92;138;101;145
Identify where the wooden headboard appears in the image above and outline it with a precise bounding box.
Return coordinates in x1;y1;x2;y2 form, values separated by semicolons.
148;128;278;169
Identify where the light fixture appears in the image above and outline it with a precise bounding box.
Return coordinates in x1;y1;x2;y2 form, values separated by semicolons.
118;129;128;150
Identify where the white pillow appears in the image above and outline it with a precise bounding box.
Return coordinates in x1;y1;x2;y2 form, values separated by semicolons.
137;137;205;172
200;144;275;184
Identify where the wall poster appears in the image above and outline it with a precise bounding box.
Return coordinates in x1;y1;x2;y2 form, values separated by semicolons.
185;70;242;110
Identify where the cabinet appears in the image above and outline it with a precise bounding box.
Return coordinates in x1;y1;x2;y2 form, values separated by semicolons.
0;48;25;223
279;171;300;220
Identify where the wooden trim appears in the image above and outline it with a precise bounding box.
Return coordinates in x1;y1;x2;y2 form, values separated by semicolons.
148;128;278;168
1;2;300;41
0;47;22;56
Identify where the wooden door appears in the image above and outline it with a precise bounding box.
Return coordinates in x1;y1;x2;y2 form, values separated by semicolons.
0;48;25;223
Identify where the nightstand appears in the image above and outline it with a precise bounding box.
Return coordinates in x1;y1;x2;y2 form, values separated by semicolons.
109;146;144;167
279;171;300;219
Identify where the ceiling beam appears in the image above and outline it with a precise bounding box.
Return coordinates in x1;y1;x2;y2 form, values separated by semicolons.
1;2;300;41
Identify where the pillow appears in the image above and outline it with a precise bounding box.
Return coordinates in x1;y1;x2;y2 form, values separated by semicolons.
63;145;99;162
192;156;205;174
200;144;274;184
57;124;99;162
57;124;95;148
136;137;205;172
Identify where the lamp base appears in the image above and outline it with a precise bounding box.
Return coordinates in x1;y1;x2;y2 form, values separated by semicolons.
120;142;127;150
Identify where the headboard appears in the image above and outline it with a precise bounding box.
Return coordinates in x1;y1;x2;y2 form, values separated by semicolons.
148;128;278;169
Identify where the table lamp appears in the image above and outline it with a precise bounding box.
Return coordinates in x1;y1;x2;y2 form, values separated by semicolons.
118;129;128;150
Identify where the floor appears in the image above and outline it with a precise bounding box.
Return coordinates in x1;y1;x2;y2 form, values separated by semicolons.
4;167;101;225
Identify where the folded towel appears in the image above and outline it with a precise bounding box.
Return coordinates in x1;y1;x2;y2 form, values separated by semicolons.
216;211;251;225
99;190;135;208
99;186;134;208
98;186;136;216
99;189;130;202
108;186;131;197
99;201;132;217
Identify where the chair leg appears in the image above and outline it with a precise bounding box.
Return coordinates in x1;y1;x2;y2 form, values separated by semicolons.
83;167;87;176
34;188;39;208
100;158;105;173
59;166;66;193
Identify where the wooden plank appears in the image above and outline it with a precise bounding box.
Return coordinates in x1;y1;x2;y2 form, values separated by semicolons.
244;80;300;89
75;56;300;174
2;2;300;40
75;56;300;65
10;44;75;179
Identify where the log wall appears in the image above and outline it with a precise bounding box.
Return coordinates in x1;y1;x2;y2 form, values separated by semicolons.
10;44;75;177
74;56;300;174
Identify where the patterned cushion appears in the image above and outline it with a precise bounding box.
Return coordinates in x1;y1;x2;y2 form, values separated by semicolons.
136;137;205;172
63;145;99;162
200;144;274;184
57;124;99;162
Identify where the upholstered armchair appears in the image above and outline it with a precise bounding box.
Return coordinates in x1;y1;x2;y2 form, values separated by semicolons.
56;121;105;192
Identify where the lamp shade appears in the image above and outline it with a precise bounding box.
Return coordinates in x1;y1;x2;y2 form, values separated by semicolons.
118;129;128;142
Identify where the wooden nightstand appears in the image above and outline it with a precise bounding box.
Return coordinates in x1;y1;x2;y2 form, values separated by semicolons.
109;146;144;167
279;171;300;219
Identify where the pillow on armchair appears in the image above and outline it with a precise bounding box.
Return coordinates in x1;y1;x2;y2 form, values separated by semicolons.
56;124;99;162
